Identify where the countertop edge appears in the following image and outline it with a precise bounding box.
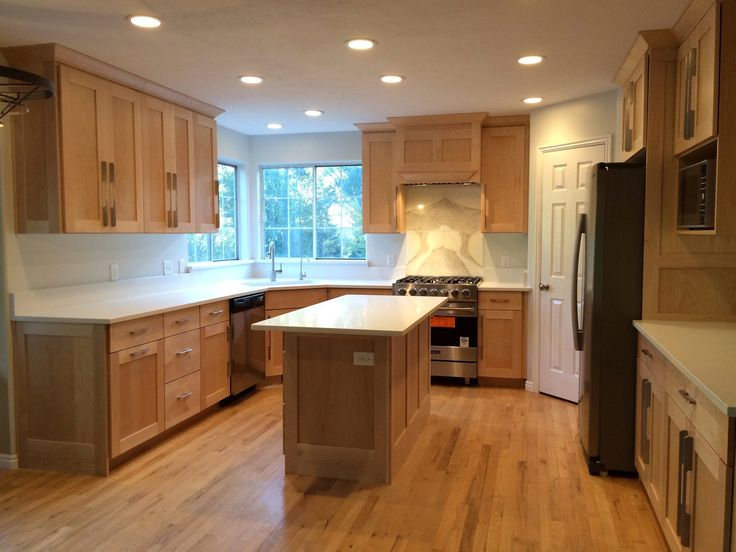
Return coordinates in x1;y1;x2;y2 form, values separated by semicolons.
633;320;734;416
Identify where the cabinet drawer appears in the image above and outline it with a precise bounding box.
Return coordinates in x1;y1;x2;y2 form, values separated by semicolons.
665;361;731;464
109;315;164;352
164;329;201;383
164;306;200;336
478;292;522;311
164;371;201;429
637;334;665;383
200;300;229;326
266;288;327;310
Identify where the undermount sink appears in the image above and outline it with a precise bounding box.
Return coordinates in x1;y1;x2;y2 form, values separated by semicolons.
243;278;315;286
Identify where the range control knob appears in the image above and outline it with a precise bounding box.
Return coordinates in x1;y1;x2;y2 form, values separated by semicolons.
429;288;438;296
409;288;418;296
440;289;449;296
397;288;407;296
461;289;471;297
419;288;428;296
450;289;460;297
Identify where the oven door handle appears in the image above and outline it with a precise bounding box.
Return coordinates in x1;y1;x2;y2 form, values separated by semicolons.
435;307;477;317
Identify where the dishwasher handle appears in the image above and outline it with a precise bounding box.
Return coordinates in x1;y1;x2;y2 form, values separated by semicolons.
231;293;265;312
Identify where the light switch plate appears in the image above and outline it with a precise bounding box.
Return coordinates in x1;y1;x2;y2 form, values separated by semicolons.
109;263;119;281
178;259;187;274
386;255;395;267
163;260;173;276
353;352;375;366
501;255;510;268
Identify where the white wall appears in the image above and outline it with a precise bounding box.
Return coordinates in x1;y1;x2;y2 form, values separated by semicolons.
526;89;619;390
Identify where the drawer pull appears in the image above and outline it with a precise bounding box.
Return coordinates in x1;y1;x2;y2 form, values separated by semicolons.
176;391;193;400
175;317;193;324
209;309;224;316
678;389;697;405
176;348;193;356
490;299;510;303
129;328;148;336
641;348;652;358
129;348;150;358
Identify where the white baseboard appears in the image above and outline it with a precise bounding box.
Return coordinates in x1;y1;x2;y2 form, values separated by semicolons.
0;453;19;470
525;380;535;393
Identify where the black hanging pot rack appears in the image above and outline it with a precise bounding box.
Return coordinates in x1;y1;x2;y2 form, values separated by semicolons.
0;65;56;123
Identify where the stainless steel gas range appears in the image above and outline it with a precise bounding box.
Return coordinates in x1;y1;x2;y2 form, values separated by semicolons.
393;276;481;382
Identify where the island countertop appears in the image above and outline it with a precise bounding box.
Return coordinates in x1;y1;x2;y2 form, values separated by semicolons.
252;295;447;337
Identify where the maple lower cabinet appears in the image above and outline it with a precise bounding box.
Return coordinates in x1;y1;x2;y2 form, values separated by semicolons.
359;130;404;233
58;65;145;233
200;320;231;408
109;339;165;457
477;291;526;384
480;124;529;233
265;308;293;377
674;2;719;154
1;43;222;234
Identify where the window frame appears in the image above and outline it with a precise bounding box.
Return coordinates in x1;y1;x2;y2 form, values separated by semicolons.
187;161;239;263
260;162;365;261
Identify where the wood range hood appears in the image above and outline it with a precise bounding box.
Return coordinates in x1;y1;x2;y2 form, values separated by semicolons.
356;112;488;184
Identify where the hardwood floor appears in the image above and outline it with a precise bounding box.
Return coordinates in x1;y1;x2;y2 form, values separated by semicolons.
0;384;666;551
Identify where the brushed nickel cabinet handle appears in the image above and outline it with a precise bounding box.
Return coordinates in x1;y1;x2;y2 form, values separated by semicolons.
109;161;117;227
176;348;193;356
678;389;696;405
166;172;173;227
214;179;220;228
209;309;224;316
173;172;179;228
101;161;109;227
175;316;193;325
129;348;150;358
176;391;193;400
490;299;510;303
129;328;148;336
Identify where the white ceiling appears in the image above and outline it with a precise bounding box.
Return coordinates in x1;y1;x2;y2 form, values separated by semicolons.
0;0;688;136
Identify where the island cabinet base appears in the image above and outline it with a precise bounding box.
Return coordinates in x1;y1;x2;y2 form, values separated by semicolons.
282;321;430;484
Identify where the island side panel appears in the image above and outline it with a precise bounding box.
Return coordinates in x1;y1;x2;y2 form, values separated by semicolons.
283;332;391;483
390;319;431;481
12;321;109;475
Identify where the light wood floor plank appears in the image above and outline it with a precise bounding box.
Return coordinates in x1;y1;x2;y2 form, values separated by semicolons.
0;384;666;551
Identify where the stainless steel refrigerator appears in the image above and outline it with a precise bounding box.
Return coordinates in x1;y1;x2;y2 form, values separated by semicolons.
573;162;645;475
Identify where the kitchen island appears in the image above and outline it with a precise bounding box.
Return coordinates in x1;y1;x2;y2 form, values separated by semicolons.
253;294;446;483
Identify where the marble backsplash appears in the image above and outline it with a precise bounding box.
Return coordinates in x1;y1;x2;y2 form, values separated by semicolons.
405;184;482;276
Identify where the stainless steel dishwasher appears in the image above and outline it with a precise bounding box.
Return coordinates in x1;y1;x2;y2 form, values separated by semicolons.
230;292;266;395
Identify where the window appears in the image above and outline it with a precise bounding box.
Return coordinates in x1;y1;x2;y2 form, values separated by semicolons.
187;163;238;262
262;165;365;259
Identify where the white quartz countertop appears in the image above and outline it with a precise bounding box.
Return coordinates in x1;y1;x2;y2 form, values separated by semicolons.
478;282;532;292
10;275;529;325
633;320;736;416
252;295;447;336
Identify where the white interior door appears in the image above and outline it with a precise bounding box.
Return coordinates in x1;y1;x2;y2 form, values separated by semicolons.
538;141;606;402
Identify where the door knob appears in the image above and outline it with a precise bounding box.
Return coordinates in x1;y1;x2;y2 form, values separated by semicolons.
539;283;550;291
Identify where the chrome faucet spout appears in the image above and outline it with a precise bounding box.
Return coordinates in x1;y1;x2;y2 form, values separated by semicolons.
268;241;282;281
299;256;308;280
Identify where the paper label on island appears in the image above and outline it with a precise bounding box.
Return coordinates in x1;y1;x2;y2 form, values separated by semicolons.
459;337;470;348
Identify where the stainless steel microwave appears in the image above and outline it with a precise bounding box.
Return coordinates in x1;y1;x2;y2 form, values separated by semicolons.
677;159;716;230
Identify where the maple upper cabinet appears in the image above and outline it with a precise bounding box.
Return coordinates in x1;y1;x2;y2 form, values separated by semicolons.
2;43;223;234
674;2;719;155
59;66;144;232
619;55;648;158
193;114;220;233
357;128;405;233
480;122;529;233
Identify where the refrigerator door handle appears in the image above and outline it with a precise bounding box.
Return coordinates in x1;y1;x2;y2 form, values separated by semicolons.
571;213;586;351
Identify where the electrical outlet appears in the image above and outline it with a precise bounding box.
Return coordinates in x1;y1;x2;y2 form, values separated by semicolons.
353;352;375;366
163;260;174;276
178;259;187;274
109;263;119;281
501;255;511;268
386;255;395;267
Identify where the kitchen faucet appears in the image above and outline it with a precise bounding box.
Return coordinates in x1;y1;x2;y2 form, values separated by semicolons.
268;241;282;281
299;256;308;280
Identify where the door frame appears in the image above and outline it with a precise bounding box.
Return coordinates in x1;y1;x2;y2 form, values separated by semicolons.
529;135;611;394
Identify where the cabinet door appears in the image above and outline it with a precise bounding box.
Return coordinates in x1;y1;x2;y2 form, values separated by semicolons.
109;340;164;457
674;3;718;154
620;55;648;158
478;309;522;379
106;81;145;232
362;131;402;233
265;308;293;377
201;321;231;408
194;113;219;233
58;66;108;233
170;106;196;233
635;361;666;518
480;125;528;233
142;95;173;232
663;397;689;551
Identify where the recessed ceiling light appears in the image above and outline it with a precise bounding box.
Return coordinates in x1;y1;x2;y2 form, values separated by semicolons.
127;15;163;28
304;109;323;117
346;38;376;50
239;75;263;85
523;97;543;104
266;122;283;130
380;75;404;84
518;55;546;65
